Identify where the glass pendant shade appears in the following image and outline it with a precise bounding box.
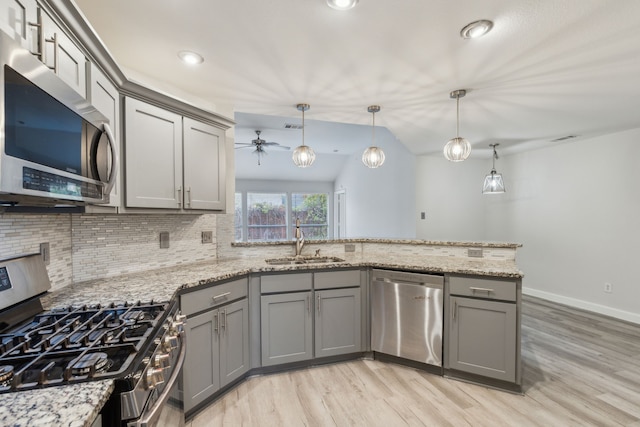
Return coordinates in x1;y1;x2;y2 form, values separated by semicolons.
362;146;385;168
482;143;505;194
292;145;316;168
362;105;385;168
444;90;471;162
292;103;315;168
443;137;471;162
482;169;505;194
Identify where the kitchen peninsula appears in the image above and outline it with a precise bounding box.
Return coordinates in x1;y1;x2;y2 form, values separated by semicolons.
2;239;522;427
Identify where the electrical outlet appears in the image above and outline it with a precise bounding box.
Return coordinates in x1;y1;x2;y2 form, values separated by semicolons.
604;282;612;293
468;248;483;258
344;244;356;253
160;232;170;249
420;212;426;220
201;231;213;244
40;242;50;265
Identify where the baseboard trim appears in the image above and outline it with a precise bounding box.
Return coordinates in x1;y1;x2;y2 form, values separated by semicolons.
523;287;640;325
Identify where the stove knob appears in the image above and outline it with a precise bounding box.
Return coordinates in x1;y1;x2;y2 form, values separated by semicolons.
145;366;165;389
162;334;179;352
170;313;187;334
154;352;171;369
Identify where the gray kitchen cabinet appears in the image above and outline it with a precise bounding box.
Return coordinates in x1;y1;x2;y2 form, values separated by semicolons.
125;97;182;209
124;97;226;211
183;298;249;412
315;287;361;358
182;118;226;210
0;0;37;49
447;275;518;383
261;291;313;366
39;8;86;97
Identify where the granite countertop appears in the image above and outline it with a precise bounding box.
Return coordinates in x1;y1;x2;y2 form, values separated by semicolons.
10;250;522;426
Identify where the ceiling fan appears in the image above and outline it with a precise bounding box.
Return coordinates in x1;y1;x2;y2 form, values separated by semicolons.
235;130;290;165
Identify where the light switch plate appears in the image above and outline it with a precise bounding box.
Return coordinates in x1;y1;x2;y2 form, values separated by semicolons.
344;244;356;252
160;232;170;249
40;242;50;265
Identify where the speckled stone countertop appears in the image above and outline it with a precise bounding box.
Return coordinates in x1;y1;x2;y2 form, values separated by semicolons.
232;238;522;248
9;251;522;426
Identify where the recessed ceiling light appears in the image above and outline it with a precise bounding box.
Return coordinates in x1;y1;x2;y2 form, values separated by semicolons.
178;50;204;65
460;20;494;39
326;0;359;11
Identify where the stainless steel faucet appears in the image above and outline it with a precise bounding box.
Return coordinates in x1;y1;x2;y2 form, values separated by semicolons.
294;218;305;256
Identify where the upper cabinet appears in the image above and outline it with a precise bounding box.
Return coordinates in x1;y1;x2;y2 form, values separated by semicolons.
1;2;86;97
38;8;86;97
0;0;38;49
124;98;227;212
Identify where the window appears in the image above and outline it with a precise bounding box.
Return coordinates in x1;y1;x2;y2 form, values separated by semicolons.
292;193;328;239
235;191;330;242
246;192;287;241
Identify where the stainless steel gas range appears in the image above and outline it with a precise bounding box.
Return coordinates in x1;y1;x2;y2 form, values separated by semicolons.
0;253;186;427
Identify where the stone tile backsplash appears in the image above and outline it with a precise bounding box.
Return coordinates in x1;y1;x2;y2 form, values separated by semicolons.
0;213;217;290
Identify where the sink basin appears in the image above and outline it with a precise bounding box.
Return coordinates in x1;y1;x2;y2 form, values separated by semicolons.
265;256;345;265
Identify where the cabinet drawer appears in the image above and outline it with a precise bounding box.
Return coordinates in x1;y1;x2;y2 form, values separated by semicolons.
314;270;361;290
181;278;248;315
261;273;312;293
449;276;516;302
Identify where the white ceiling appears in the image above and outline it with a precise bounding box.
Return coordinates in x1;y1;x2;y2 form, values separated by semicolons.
74;0;640;178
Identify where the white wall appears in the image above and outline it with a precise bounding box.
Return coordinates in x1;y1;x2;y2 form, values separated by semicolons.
485;128;640;323
334;129;416;238
415;156;488;241
415;128;640;323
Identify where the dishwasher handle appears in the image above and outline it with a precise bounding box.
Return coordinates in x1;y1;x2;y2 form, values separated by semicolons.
374;276;443;290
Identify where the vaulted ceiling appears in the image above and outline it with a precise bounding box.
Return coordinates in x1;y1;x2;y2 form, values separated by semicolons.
75;0;640;177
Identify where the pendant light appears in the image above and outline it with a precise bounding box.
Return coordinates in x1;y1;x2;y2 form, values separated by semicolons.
443;89;472;162
362;105;385;168
292;103;316;168
482;143;506;194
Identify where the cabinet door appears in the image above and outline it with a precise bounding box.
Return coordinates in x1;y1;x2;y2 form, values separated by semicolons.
183;309;220;412
219;299;249;387
183;118;226;210
125;97;183;209
448;296;516;382
88;63;120;207
315;288;361;358
0;0;37;48
40;9;86;97
261;292;313;366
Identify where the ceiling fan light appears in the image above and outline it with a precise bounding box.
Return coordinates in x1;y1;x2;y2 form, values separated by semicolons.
362;146;385;168
326;0;359;10
444;137;471;162
292;145;316;168
482;170;506;194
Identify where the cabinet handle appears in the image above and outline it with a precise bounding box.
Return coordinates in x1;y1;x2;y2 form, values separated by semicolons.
177;186;182;207
221;309;226;331
28;10;44;60
306;295;310;314
469;287;494;294
44;32;58;73
212;292;231;301
186;187;192;208
214;312;219;334
317;294;321;315
453;301;457;321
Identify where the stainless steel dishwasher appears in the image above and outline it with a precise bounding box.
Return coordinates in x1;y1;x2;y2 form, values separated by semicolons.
371;269;444;367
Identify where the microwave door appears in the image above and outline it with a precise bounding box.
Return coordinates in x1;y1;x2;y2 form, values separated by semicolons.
88;122;117;198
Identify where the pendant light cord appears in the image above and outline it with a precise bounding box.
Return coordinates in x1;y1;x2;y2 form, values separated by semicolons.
456;95;460;138
302;108;306;147
372;110;376;145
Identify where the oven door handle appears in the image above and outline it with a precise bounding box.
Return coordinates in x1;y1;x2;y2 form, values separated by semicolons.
131;332;186;427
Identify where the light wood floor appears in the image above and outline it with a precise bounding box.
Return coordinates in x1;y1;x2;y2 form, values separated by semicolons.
188;296;640;426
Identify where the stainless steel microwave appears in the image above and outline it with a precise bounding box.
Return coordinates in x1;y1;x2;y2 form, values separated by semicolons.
0;31;116;206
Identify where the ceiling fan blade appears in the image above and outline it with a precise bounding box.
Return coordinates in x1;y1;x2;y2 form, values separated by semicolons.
270;145;291;150
235;143;255;149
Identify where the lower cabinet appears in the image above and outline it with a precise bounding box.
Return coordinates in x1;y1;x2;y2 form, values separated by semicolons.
183;298;249;412
315;288;361;358
261;291;313;366
448;296;517;382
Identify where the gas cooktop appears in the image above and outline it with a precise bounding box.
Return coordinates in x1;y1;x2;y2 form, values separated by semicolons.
0;300;171;393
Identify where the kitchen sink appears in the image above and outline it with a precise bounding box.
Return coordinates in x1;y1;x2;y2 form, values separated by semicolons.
265;256;345;265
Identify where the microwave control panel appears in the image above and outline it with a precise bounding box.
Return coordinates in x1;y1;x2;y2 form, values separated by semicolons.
22;167;103;199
